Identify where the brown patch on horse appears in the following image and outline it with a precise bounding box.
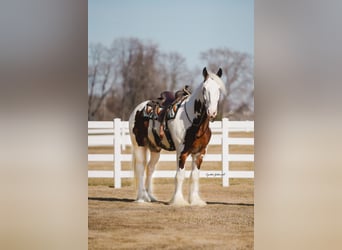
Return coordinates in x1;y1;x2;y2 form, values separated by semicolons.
194;99;202;114
132;109;149;146
133;109;161;152
178;115;211;169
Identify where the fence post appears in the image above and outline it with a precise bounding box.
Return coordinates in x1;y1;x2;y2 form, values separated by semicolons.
121;125;126;151
222;118;229;186
114;118;121;188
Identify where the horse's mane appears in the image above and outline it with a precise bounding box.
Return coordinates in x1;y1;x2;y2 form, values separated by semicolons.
190;69;227;99
206;71;227;95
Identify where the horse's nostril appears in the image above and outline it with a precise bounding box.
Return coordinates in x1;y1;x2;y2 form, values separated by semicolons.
207;110;217;119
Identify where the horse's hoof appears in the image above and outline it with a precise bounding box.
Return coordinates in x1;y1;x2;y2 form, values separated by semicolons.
190;200;207;206
169;198;189;206
135;199;145;203
135;195;151;203
190;197;207;206
148;194;158;202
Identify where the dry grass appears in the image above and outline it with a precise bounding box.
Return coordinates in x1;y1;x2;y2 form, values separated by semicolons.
88;131;254;249
89;179;254;249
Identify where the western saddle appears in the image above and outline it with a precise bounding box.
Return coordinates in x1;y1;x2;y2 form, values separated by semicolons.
144;85;191;150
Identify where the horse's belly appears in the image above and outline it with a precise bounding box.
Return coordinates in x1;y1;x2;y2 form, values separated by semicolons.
168;119;186;147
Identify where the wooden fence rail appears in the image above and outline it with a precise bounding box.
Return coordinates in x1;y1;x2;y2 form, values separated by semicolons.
88;118;254;188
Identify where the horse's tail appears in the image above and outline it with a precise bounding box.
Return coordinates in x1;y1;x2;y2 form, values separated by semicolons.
129;119;138;190
132;149;136;167
131;145;148;184
128;101;149;192
131;148;136;186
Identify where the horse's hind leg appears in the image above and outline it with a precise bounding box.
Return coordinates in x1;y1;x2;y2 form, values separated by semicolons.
145;151;160;202
134;146;150;202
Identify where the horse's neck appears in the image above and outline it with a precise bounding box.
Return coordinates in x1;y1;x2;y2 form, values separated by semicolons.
186;85;205;117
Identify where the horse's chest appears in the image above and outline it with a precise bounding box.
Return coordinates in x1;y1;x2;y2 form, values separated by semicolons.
189;129;211;154
182;122;211;155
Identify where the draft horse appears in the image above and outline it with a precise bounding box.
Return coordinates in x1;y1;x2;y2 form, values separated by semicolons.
128;67;226;206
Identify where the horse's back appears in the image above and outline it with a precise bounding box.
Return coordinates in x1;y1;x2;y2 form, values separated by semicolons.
129;101;149;125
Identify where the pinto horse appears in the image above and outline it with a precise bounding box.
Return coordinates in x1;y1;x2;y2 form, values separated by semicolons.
128;67;226;206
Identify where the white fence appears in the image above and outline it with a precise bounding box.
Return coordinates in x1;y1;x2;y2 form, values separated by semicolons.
88;118;254;188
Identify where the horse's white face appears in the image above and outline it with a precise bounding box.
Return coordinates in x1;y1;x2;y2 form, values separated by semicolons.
203;78;220;119
201;67;224;120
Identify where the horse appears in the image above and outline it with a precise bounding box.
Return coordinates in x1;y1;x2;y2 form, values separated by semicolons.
128;67;226;206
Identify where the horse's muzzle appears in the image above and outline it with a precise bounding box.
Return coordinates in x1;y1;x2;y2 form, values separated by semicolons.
207;110;217;121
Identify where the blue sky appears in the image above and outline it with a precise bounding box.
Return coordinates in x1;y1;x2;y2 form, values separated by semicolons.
88;0;254;68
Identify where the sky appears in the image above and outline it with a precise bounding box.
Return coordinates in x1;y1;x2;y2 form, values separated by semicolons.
88;0;254;68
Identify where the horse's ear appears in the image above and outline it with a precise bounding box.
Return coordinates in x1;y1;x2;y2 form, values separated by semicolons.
203;67;208;79
217;68;223;77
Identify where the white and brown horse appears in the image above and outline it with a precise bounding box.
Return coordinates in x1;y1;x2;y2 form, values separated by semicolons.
128;67;226;206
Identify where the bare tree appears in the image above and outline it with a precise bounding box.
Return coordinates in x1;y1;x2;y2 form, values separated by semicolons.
159;52;192;91
111;38;166;120
88;43;119;120
88;38;198;121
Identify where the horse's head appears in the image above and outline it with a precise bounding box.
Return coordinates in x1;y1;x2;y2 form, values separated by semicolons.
202;67;226;120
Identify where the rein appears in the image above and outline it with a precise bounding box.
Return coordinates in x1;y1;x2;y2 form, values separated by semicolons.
184;100;193;125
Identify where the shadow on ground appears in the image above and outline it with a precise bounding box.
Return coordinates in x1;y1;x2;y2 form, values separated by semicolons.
88;197;254;207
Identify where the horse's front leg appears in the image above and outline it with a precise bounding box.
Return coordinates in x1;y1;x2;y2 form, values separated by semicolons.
170;150;189;206
189;152;207;206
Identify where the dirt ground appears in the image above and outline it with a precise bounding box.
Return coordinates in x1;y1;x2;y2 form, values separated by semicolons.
88;178;254;249
89;131;254;249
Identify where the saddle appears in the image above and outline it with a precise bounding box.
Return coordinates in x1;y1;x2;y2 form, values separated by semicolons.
143;85;191;151
144;85;191;121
